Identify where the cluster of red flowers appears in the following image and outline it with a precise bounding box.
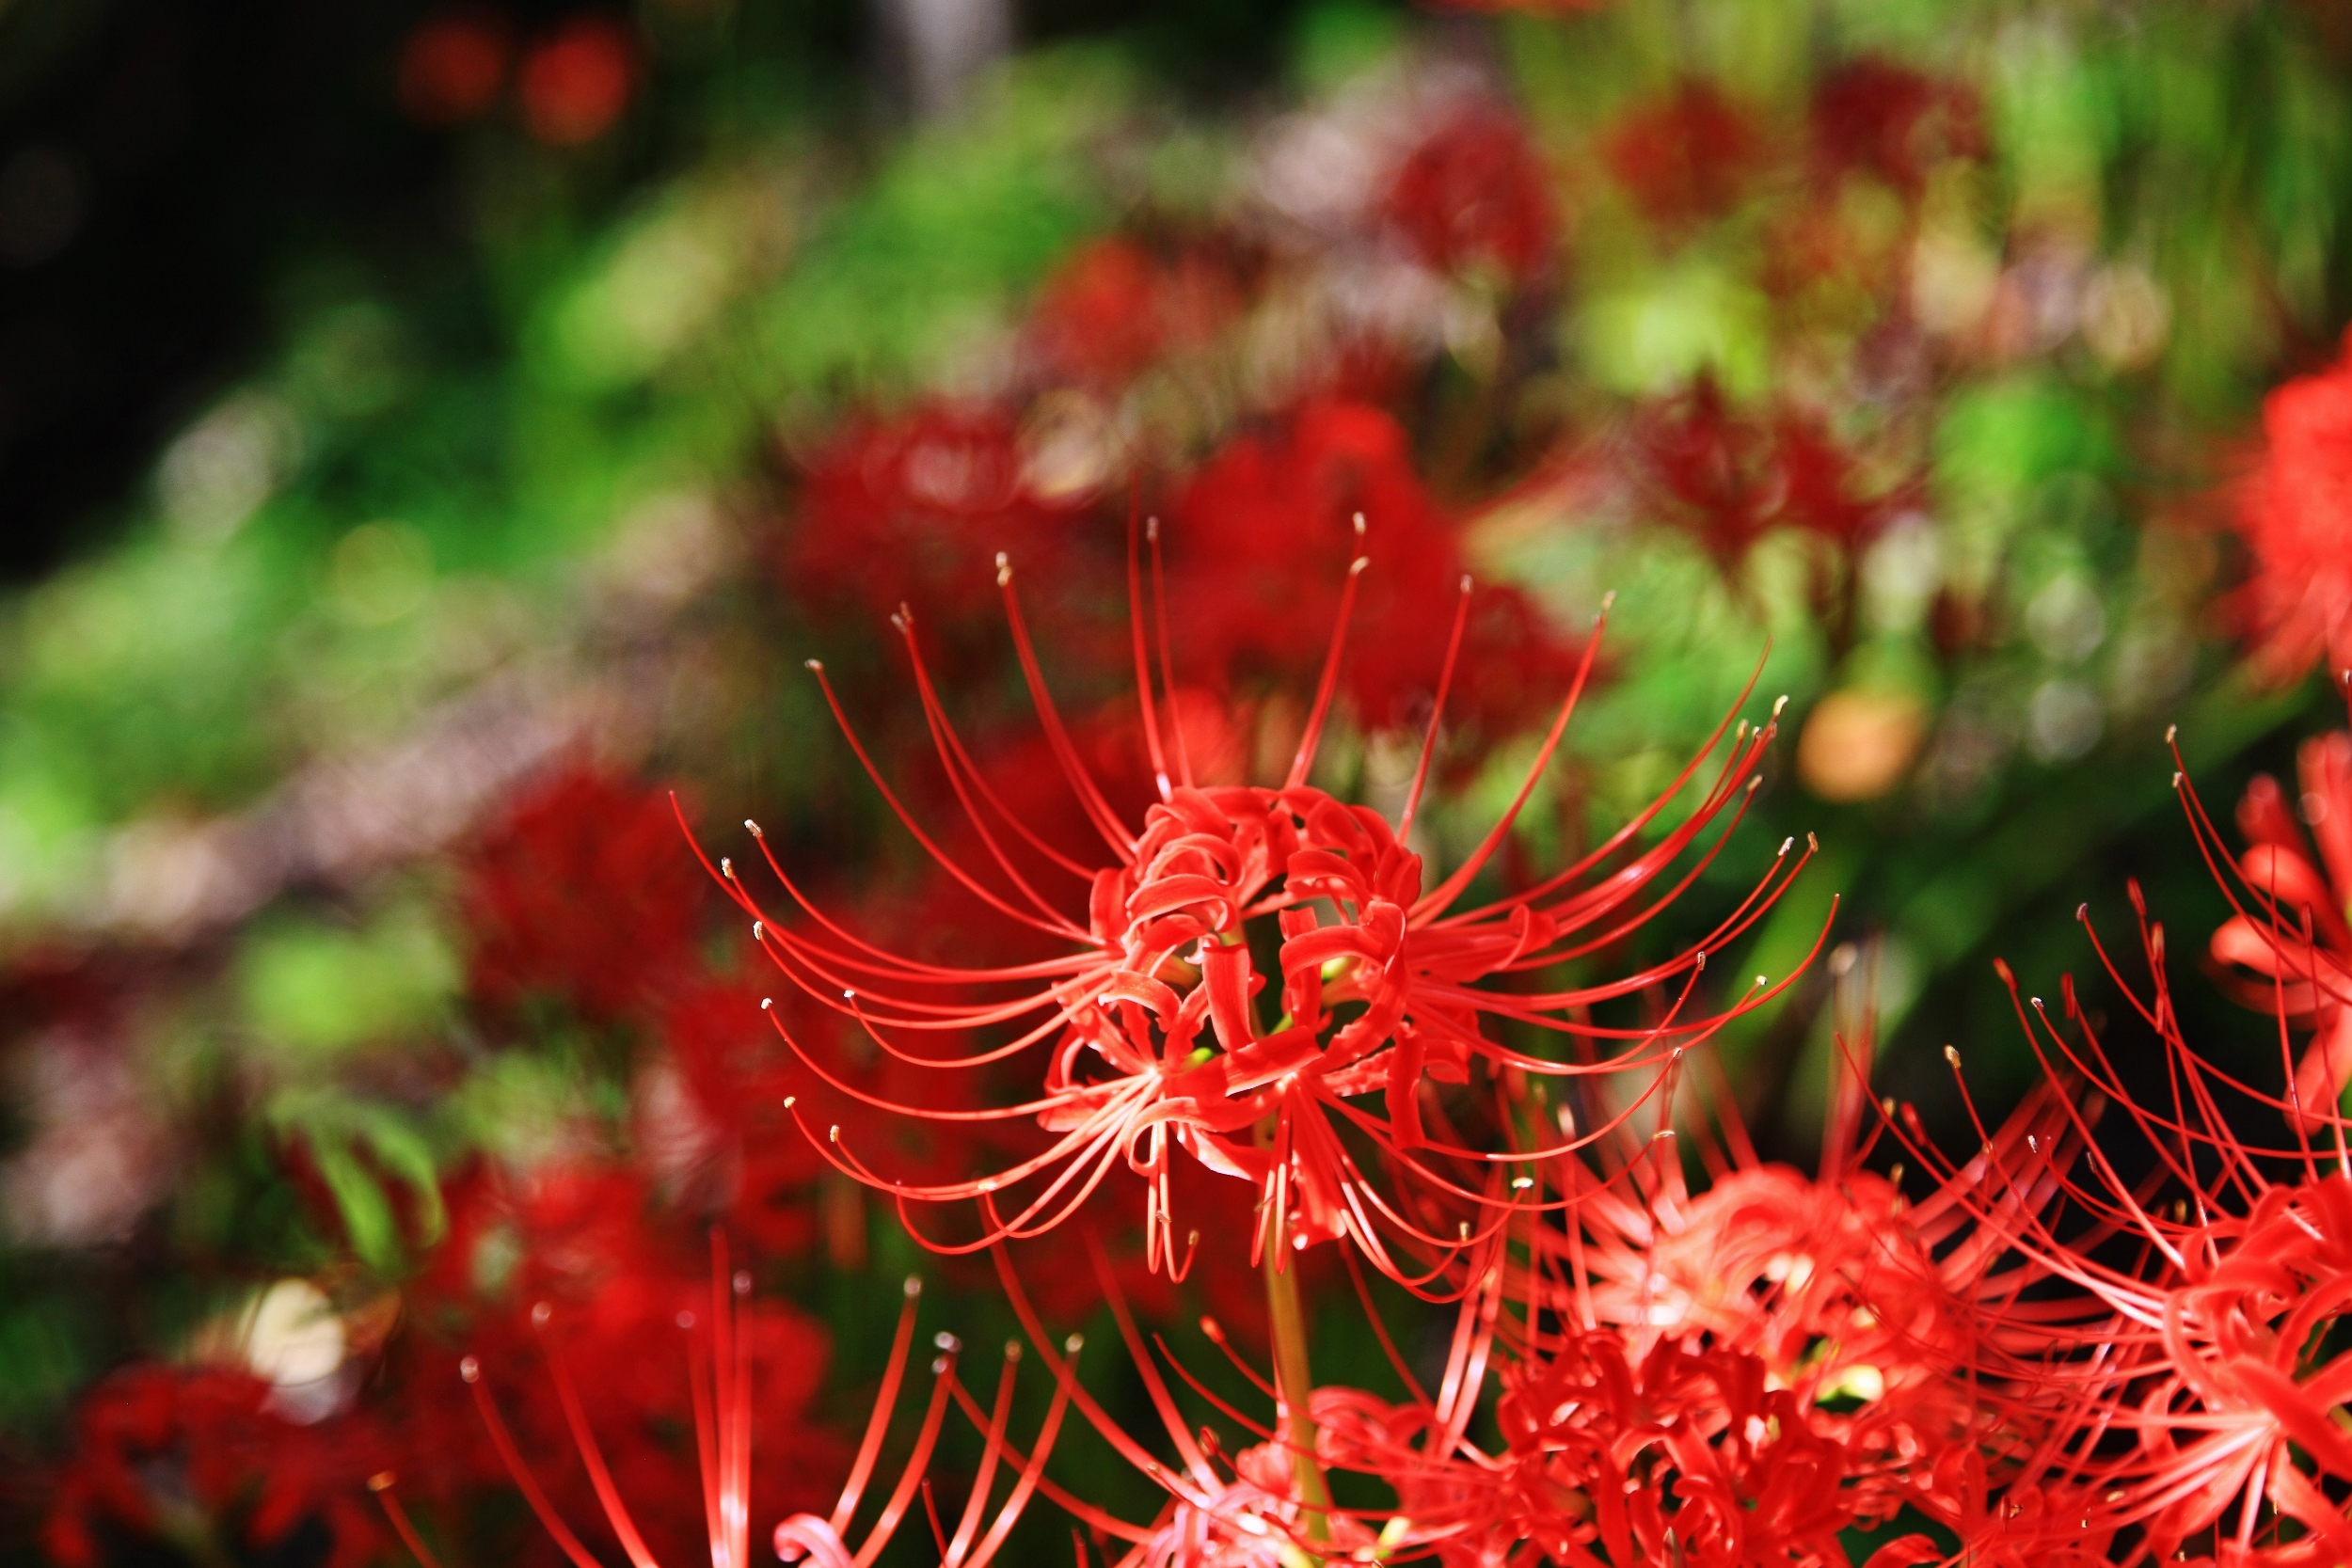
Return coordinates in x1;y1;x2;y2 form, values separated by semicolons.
778;95;1568;728
933;807;2352;1565
44;1365;389;1568
1602;60;1979;236
1591;62;1964;604
45;15;2352;1564
1163;400;1586;744
783;395;1582;762
64;544;2352;1568
646;552;2352;1565
1605;80;1766;233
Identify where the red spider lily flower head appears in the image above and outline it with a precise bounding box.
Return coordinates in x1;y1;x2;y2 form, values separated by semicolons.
989;1212;1947;1568
381;1240;1076;1568
1166;399;1586;749
1863;847;2352;1562
2234;330;2352;685
2177;701;2352;1133
1489;1326;1947;1566
691;502;1818;1300
1514;1009;2045;1556
463;766;706;1022
1604;79;1766;232
1572;1163;1936;1370
786;402;1097;635
1382;108;1558;285
1807;56;1983;201
2122;1180;2352;1563
45;1366;389;1568
1635;378;1907;567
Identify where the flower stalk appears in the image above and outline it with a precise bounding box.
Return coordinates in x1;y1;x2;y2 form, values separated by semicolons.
1258;1117;1332;1543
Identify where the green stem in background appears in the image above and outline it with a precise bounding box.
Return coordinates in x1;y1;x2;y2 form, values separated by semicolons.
1258;1124;1333;1542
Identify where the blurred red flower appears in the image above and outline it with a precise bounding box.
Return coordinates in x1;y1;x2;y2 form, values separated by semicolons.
379;1167;841;1568
786;402;1099;634
1808;56;1982;200
2234;328;2352;683
461;766;705;1022
517;17;636;148
653;978;831;1254
1634;377;1904;565
1383;108;1557;283
397;11;513;127
44;1368;388;1568
1031;238;1170;389
1027;234;1253;391
1604;79;1765;231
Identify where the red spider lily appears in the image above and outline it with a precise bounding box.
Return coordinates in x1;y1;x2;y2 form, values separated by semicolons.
1509;993;2062;1559
691;515;1817;1296
1163;399;1587;745
785;403;1098;636
1807;57;1982;201
887;717;1340;1338
2149;696;2352;1139
1852;857;2352;1562
1603;80;1766;232
1383;108;1558;284
464;766;707;1022
1634;377;1908;567
2199;713;2352;1134
2233;329;2352;684
40;1167;839;1568
376;1241;1075;1568
375;1166;840;1567
43;1366;389;1568
1489;1326;1944;1567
